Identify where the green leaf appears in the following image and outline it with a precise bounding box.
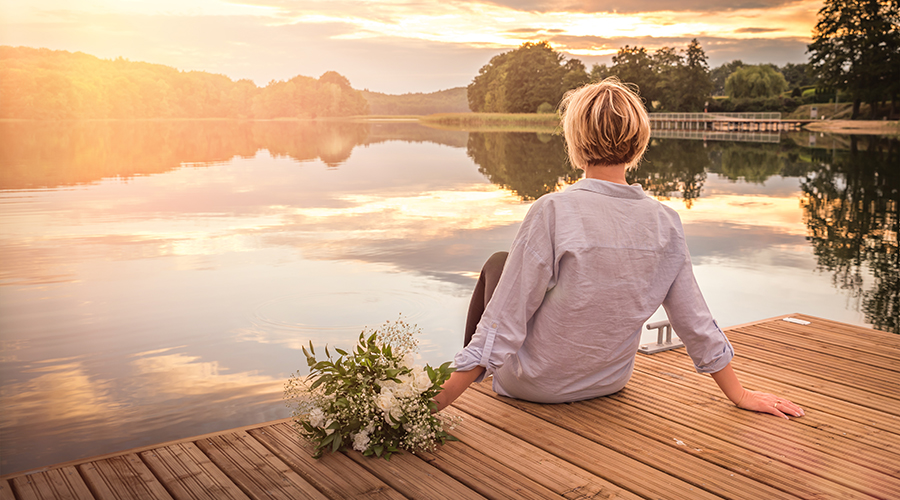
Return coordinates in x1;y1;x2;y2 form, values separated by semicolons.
335;348;348;356
331;433;342;452
373;444;384;457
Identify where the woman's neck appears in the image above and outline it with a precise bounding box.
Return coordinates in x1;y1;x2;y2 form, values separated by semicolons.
582;163;629;185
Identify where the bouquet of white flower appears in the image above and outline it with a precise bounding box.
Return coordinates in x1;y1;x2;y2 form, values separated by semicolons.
284;317;458;460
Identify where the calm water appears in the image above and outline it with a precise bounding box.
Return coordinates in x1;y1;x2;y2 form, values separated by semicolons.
0;120;897;474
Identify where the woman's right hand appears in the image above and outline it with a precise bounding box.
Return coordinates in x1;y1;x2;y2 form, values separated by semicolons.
736;389;805;420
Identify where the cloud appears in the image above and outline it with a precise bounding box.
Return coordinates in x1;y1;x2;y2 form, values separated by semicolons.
3;0;820;92
458;0;809;14
735;27;783;33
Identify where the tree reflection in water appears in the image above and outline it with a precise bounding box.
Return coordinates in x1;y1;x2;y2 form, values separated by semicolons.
2;122;896;332
469;132;898;333
465;131;581;200
800;136;899;333
628;139;709;208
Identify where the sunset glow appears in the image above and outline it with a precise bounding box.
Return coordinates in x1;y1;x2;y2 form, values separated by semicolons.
0;0;824;92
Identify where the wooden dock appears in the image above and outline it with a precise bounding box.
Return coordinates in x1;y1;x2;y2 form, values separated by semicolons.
649;112;812;132
3;313;898;499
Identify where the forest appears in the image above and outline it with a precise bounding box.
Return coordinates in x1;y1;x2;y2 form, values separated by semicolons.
0;46;369;120
468;0;899;118
362;88;469;115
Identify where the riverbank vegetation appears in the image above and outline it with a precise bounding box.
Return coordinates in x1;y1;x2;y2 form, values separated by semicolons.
361;88;469;115
420;112;559;132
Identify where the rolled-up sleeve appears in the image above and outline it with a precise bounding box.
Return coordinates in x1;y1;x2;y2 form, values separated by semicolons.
454;201;556;381
662;250;734;374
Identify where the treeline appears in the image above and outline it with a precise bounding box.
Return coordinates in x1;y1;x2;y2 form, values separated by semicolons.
467;40;826;115
361;88;469;115
468;0;899;118
0;46;368;119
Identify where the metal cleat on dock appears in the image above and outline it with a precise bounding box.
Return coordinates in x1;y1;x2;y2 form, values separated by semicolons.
638;319;685;354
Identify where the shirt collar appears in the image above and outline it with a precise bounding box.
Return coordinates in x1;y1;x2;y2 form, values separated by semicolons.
567;178;648;200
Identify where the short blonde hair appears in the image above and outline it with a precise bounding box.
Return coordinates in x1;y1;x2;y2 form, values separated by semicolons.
559;77;650;170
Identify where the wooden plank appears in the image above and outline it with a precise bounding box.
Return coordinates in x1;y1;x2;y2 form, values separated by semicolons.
792;314;900;348
625;368;900;475
247;423;405;500
344;445;487;500
737;323;900;367
730;325;900;373
195;431;328;500
579;392;877;500
730;341;897;398
9;467;94;500
635;350;900;455
454;387;723;500
0;481;14;500
441;406;645;500
662;349;900;429
140;442;248;500
1;419;293;482
610;373;900;498
466;384;805;500
419;441;562;500
697;350;900;416
79;454;173;500
585;370;896;499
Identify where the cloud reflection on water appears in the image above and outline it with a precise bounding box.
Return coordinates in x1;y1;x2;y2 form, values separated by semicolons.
1;120;896;475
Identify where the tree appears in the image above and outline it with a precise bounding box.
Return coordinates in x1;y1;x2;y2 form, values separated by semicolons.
651;46;682;110
678;39;714;112
710;60;745;96
779;63;815;89
467;42;588;113
610;46;658;109
808;0;900;118
724;65;788;98
589;63;611;82
609;40;713;112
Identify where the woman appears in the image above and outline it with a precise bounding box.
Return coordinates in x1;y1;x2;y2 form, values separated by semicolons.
434;78;804;420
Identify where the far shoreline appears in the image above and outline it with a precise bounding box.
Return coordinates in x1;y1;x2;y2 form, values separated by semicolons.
3;115;898;136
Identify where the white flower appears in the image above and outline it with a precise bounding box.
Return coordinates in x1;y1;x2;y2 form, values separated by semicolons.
352;431;371;452
412;367;432;394
392;376;416;399
375;390;396;418
324;419;335;435
402;352;416;368
308;408;326;428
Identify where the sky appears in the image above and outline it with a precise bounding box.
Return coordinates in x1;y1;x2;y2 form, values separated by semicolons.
0;0;823;94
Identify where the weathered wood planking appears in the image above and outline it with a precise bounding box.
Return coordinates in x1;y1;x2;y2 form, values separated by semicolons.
1;314;899;500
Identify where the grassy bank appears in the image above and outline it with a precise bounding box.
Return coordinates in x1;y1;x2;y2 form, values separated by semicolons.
420;112;560;133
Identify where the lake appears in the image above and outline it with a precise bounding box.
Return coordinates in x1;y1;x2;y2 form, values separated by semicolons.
0;120;897;475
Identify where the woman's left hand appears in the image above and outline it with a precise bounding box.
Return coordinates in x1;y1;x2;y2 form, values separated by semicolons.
737;390;805;419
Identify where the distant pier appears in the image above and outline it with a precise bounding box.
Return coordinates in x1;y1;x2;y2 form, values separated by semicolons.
650;112;813;143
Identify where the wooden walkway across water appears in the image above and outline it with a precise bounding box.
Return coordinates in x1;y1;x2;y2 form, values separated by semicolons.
2;313;898;499
649;112;812;132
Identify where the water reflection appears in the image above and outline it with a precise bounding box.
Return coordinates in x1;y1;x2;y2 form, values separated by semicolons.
0;121;469;189
800;136;899;333
630;139;709;208
466;132;581;200
1;120;898;475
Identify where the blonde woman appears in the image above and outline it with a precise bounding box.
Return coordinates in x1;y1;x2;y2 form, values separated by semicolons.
435;78;803;420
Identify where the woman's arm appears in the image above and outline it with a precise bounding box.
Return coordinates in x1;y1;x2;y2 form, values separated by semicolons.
434;366;485;412
711;363;804;419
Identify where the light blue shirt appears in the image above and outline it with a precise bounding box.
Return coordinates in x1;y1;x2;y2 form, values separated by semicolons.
454;178;734;403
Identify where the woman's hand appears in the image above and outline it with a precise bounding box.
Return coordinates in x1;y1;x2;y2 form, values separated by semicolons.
711;363;804;420
736;389;805;420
